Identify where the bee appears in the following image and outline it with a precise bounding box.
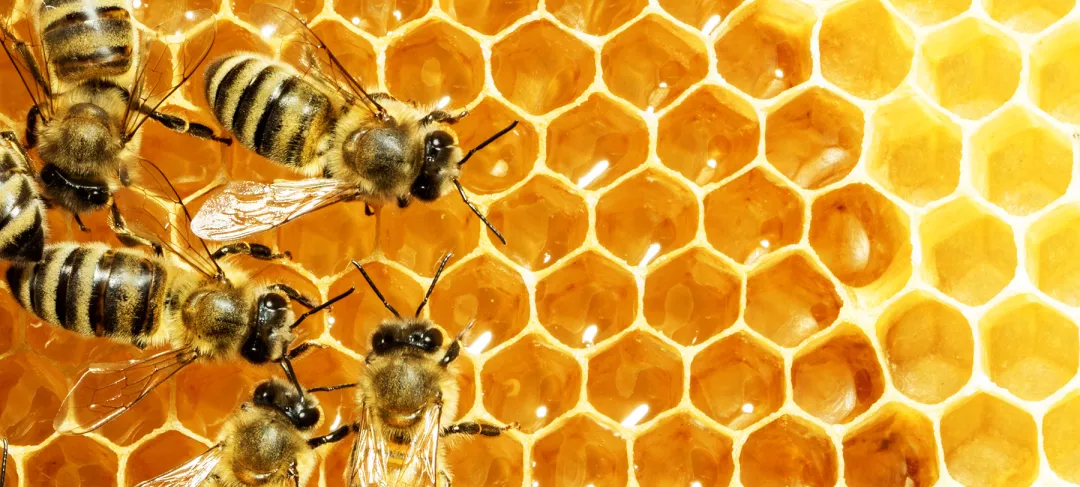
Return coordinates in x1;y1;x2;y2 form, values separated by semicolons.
190;4;514;245
0;0;230;236
345;253;517;486
0;129;46;261
4;160;352;434
136;366;356;486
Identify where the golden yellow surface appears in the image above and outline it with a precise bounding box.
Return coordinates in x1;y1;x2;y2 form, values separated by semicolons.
2;0;1080;485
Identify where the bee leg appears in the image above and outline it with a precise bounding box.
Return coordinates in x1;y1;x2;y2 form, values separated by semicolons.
268;283;317;308
211;242;291;262
0;23;52;98
142;109;233;145
364;203;375;216
108;202;163;255
420;109;468;126
306;424;352;449
0;131;32;173
440;421;518;438
368;92;393;102
439;471;452;487
285;341;327;360
73;214;89;232
2;436;7;487
25;105;40;149
287;461;300;487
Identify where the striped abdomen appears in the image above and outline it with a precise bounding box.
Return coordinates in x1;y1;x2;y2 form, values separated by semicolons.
39;0;134;82
204;55;333;169
6;243;167;346
0;143;45;261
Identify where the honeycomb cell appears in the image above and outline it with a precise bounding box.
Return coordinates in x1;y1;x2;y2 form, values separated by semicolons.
740;415;838;487
889;0;970;24
24;315;134;377
940;393;1038;487
124;431;208;486
486;175;589;270
877;291;974;404
531;415;628;487
703;168;804;265
1032;23;1080;124
765;87;865;189
377;194;480;276
601;14;709;111
176;361;272;440
279;204;376;278
0;351;68;446
439;0;536;35
690;333;785;429
1028;205;1080;306
1045;393;1080;483
920;198;1017;306
587;331;683;427
657;85;760;185
428;254;530;353
659;0;744;32
792;326;886;424
445;433;524;486
545;94;649;190
310;19;379;92
451;353;477;422
843;403;940;487
866;94;962;206
327;261;424;354
981;295;1078;401
536;252;637;348
481;334;581;433
547;0;646;35
491;20;594;115
644;247;742;346
385;19;484;107
916;18;1021;119
971;106;1073;216
334;0;429;36
90;350;171;447
745;252;843;348
714;0;815;99
291;347;365;433
633;413;735;486
985;0;1073;32
25;436;117;487
595;170;699;265
819;0;914;100
454;98;538;195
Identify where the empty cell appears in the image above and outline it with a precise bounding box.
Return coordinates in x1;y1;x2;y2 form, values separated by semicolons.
792;327;886;424
291;347;365;431
765;88;865;189
445;433;524;486
971;106;1073;216
867;94;962;206
740;416;838;487
308;19;379;93
703;168;805;265
25;436;118;487
587;331;683;427
644;247;742;346
481;334;581;433
595;170;699;265
745;252;843;348
334;0;429;36
545;93;649;190
941;393;1039;487
714;0;815;99
1032;22;1080;124
486;175;589;270
634;414;735;486
981;295;1078;401
0;352;67;446
428;255;530;353
385;19;484;107
843;403;940;487
985;0;1073;33
124;431;209;486
690;333;786;429
916;18;1021;120
279;202;376;277
531;415;628;487
176;361;273;440
491;20;594;115
819;0;914;100
454;98;538;195
657;85;760;186
889;0;970;24
920;198;1017;306
659;0;745;32
377;194;480;276
547;0;646;35
601;14;709;111
1027;205;1080;306
439;0;537;35
326;262;425;354
536;252;638;348
140;104;221;196
1045;393;1080;483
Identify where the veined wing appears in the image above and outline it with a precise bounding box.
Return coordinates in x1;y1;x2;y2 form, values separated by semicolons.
390;402;441;487
345;404;390;487
134;444;223;487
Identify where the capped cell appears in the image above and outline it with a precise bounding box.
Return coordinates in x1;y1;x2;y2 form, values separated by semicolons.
920;197;1017;306
703;168;805;265
941;393;1039;487
714;0;815;99
916;18;1021;120
843;403;940;487
536;251;638;348
486;174;589;271
481;334;581;433
587;331;683;427
745;252;843;348
644;246;742;346
657;84;760;186
634;413;734;486
1027;204;1080;306
595;170;699;266
1031;22;1080;124
385;19;484;107
740;415;838;487
981;295;1078;401
548;0;646;35
531;414;628;487
1045;392;1080;483
690;333;786;429
867;93;962;206
819;0;914;100
792;326;886;424
491;20;594;115
545;93;648;190
601;14;708;111
765;87;865;189
889;0;970;25
985;0;1073;33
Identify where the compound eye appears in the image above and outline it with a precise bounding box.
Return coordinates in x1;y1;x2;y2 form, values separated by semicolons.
422;329;443;351
424;131;454;161
295;406;320;429
261;293;288;310
84;187;109;206
253;382;274;406
371;331;393;354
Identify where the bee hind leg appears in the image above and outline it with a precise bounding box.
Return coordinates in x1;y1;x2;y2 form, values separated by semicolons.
211;242;290;262
440;421;518;438
108;202;163;255
285;341;328;360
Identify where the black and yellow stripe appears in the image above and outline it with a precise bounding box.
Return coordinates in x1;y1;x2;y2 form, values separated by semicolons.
0;147;45;261
39;0;134;81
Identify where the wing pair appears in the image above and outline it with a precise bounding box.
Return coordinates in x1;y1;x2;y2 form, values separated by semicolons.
346;403;443;487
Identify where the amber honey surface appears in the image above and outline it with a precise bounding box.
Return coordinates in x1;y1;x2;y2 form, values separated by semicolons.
3;0;1080;485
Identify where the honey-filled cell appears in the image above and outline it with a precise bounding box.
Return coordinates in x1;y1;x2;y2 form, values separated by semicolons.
428;254;530;353
377;193;481;277
535;251;637;348
714;0;815;99
744;252;843;348
633;413;735;486
123;431;209;486
740;415;838;487
643;246;742;346
601;14;708;111
326;261;425;355
491;20;595;116
0;351;69;446
486;175;589;271
659;0;745;32
385;19;484;107
454;98;538;195
792;326;885;425
765;87;865;190
547;0;645;36
444;432;525;486
586;330;683;427
595;170;698;266
332;0;429;36
690;333;786;429
657;85;760;186
843;403;940;487
24;436;118;487
703;168;805;265
544;93;649;191
480;334;582;433
531;414;629;487
438;0;536;35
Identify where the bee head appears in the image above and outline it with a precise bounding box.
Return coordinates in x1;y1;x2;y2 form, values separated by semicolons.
410;130;460;202
370;321;444;356
252;378;321;430
241;291;295;364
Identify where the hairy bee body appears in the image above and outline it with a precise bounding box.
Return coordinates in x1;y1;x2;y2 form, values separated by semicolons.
209;402;319;487
38;0;136;84
0;136;46;261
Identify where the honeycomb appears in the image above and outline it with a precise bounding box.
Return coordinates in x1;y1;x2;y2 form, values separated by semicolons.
3;0;1080;485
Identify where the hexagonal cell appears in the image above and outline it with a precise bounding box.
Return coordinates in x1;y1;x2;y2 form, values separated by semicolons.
843;403;940;487
377;195;480;276
454;98;538;195
91;349;171;447
657;85;760;185
491;20;594;115
601;14;709;111
920;198;1017;306
327;261;424;354
587;331;683;427
595;170;699;265
877;291;974;404
486;175;589;271
291;347;365;433
765;87;865;189
971;106;1073;216
439;0;537;35
819;0;914;100
867;93;962;206
141;104;222;196
1046;392;1080;483
124;431;209;486
278;203;376;278
740;415;838;487
25;436;118;487
1032;23;1080;124
481;334;581;433
916;18;1021;120
335;0;429;36
690;333;785;429
714;0;815;99
1028;205;1080;306
745;252;843;348
385;19;484;107
981;295;1078;401
309;20;378;89
889;0;970;25
634;413;735;486
941;393;1038;487
536;252;638;348
545;94;648;190
428;254;530;353
703;168;805;265
792;326;886;424
548;0;646;35
445;433;524;486
0;351;68;446
532;415;628;487
659;0;744;31
644;247;742;346
986;0;1073;32
176;360;272;440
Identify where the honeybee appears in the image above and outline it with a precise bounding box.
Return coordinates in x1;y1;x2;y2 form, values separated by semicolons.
0;129;46;261
4;160;352;434
0;0;230;235
190;4;514;245
346;254;517;486
136;366;356;486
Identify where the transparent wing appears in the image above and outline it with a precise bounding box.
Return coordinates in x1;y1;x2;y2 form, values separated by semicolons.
190;178;359;242
54;348;198;434
135;444;224;487
346;404;390;487
0;1;54;121
391;402;441;487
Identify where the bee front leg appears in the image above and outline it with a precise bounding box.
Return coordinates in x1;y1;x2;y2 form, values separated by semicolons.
268;283;317;309
141;109;232;145
285;341;328;360
211;242;291;262
440;421;518;438
306;424;352;449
